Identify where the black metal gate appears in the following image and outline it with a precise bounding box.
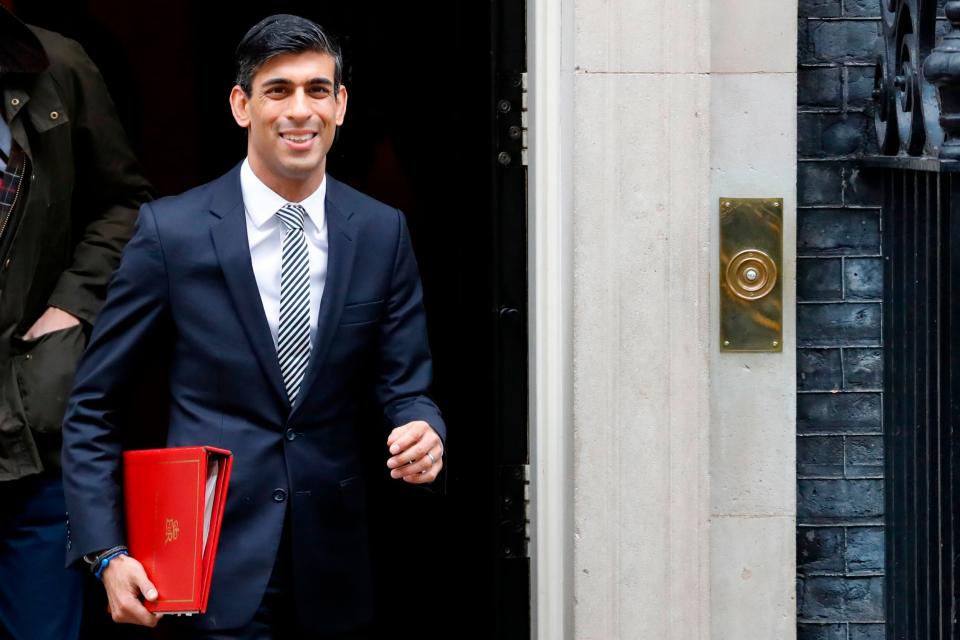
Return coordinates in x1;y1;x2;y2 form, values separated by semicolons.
868;159;959;639
868;1;960;638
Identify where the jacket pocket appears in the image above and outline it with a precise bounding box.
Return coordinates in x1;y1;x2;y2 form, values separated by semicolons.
0;349;42;479
338;475;368;518
339;299;384;326
12;324;85;435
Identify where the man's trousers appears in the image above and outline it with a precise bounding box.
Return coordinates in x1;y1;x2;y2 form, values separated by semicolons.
0;470;83;640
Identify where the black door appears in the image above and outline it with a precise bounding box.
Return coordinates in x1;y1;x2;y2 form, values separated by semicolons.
16;1;529;638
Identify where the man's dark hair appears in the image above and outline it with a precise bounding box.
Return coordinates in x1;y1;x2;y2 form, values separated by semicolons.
235;14;343;96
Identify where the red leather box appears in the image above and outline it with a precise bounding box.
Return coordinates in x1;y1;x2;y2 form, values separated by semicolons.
122;446;233;615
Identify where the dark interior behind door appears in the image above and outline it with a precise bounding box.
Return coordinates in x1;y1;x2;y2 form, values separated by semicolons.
16;1;529;638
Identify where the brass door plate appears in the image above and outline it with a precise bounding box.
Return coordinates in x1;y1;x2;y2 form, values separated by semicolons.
720;198;783;352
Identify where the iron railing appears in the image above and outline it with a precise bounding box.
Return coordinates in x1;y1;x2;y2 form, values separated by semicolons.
868;1;960;638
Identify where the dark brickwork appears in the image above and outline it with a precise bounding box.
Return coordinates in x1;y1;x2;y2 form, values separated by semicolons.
797;1;890;638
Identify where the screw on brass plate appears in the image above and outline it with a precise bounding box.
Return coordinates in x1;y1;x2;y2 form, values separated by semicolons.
723;201;731;208
772;341;779;347
773;202;780;207
723;340;730;347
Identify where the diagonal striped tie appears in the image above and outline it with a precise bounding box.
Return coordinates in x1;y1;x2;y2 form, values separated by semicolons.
276;203;311;403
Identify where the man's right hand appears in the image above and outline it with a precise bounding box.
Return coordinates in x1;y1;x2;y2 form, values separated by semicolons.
101;554;161;627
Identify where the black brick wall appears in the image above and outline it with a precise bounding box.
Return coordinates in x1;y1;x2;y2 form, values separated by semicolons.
797;1;886;638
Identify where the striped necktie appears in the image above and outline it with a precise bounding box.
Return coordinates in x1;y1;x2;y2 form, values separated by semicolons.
276;203;311;403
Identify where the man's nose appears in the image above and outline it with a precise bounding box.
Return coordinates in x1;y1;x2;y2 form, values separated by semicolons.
286;88;311;120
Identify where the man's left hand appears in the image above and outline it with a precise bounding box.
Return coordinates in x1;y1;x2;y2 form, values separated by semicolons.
386;421;443;484
23;307;81;341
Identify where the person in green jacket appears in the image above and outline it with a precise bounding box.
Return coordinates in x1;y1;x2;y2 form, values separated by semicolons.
0;6;153;639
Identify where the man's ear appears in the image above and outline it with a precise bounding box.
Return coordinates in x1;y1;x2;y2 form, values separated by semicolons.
229;85;251;129
335;85;348;126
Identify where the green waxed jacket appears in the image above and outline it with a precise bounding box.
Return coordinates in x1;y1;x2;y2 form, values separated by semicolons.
0;14;154;480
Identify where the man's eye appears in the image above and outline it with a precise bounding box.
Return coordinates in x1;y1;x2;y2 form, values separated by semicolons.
311;87;332;97
266;87;287;96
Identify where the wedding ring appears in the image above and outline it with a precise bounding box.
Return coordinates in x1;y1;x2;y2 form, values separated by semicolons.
427;452;437;465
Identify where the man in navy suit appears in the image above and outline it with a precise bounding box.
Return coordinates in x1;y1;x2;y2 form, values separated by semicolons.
61;14;445;639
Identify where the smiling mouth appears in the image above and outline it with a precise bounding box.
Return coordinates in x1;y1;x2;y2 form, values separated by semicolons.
280;132;317;143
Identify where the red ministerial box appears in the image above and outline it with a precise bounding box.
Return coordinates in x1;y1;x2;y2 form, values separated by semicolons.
122;446;233;615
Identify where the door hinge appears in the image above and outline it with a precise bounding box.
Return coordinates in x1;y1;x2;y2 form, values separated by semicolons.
499;463;530;559
497;71;528;168
520;72;528;166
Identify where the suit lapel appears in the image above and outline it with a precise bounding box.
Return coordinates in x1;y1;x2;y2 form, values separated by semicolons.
208;165;288;409
290;178;358;417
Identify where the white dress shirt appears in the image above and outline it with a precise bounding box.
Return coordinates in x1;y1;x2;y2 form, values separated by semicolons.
240;158;329;349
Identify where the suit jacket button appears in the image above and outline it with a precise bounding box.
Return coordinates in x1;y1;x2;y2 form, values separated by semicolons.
285;428;296;441
272;489;287;503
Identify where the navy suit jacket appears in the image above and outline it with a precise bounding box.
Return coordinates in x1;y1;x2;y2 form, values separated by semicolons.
61;164;445;633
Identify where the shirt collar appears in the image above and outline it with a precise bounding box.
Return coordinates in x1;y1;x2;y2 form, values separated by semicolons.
0;113;10;170
240;158;326;231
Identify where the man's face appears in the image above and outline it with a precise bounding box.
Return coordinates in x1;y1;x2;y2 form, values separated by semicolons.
229;50;347;198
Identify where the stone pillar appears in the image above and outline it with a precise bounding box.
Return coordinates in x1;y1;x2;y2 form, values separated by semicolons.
708;0;798;637
569;0;710;637
564;0;797;637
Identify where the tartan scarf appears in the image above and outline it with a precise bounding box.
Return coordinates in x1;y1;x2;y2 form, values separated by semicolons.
0;140;26;241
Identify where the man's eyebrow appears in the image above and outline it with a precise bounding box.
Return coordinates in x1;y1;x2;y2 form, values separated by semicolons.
260;77;333;88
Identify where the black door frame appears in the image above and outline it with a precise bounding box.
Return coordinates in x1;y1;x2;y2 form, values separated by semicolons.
490;1;530;637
